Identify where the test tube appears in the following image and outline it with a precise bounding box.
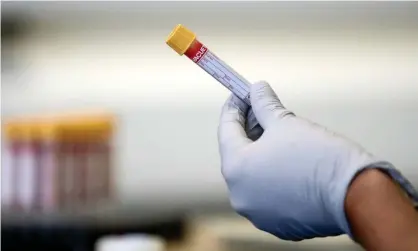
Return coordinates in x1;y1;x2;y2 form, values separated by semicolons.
16;123;37;212
37;122;60;212
1;140;12;210
3;123;17;211
165;24;260;131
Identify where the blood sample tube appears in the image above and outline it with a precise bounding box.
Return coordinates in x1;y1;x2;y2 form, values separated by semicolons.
166;24;252;104
7;123;23;211
58;121;76;210
1;140;12;210
65;119;88;210
72;126;88;208
37;122;59;212
165;24;260;131
16;123;37;212
3;122;17;211
31;122;43;211
85;118;113;203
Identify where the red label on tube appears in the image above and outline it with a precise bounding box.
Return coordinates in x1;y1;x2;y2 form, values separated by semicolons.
185;39;208;63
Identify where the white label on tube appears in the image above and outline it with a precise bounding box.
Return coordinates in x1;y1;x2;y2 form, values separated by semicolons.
197;50;252;105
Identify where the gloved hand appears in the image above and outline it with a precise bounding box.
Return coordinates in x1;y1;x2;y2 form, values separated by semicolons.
218;81;418;241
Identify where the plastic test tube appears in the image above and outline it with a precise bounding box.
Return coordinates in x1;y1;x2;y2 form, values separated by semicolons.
165;24;260;130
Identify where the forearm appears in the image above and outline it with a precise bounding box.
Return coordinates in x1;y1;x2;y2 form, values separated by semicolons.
345;168;418;251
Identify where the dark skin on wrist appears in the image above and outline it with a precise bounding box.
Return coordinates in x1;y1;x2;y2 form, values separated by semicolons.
345;169;418;251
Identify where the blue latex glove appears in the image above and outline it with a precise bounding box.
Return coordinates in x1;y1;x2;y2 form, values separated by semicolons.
218;81;418;241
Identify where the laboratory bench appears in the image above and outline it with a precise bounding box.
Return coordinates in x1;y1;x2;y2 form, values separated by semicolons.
1;202;187;251
1;216;185;251
2;204;365;251
1;213;365;251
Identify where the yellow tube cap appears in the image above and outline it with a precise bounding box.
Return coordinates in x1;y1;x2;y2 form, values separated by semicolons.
166;24;196;55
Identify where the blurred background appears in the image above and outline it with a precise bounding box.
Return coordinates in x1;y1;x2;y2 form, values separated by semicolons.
1;1;418;251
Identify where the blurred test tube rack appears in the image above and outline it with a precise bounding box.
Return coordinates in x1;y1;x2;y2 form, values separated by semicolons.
1;112;115;225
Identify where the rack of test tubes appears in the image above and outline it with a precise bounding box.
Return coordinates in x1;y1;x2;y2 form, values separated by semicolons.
1;113;115;216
